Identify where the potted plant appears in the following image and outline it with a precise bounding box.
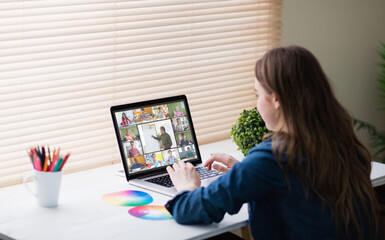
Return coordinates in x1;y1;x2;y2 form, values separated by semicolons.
231;108;269;156
354;42;385;163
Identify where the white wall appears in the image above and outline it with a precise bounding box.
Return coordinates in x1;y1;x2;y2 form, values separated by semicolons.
281;0;385;132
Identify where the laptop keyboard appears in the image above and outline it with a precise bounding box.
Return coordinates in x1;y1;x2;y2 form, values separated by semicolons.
145;167;222;188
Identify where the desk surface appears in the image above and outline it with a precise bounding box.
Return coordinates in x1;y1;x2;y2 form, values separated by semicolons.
1;139;385;240
0;139;247;240
371;161;385;187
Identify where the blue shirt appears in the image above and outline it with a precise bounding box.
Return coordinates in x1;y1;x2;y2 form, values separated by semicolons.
129;163;144;169
138;112;151;120
168;155;176;164
165;139;380;240
179;139;190;147
186;151;194;157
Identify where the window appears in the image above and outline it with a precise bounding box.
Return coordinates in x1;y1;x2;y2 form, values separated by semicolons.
0;0;282;187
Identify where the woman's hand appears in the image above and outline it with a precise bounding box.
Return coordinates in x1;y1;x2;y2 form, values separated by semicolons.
166;161;201;192
204;153;239;173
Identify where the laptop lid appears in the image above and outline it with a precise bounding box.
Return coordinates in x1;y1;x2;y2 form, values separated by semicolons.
110;95;202;182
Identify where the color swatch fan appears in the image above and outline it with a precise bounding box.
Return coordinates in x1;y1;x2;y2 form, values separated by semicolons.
102;190;153;206
128;205;172;220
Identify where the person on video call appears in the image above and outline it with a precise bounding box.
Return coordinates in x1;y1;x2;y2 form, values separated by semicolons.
120;112;131;127
129;157;145;172
124;129;136;141
152;153;161;167
138;108;152;121
174;118;184;132
178;132;191;147
165;46;382;240
167;150;176;164
127;141;140;158
173;106;184;117
156;106;165;119
152;126;172;150
146;160;152;169
185;147;194;158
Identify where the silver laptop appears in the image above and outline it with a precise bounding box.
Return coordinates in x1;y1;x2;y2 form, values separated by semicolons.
110;95;221;197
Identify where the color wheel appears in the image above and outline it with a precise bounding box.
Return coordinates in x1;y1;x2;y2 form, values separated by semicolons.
102;190;153;206
128;205;173;220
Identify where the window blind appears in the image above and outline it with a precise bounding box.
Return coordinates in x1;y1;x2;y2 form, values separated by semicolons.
0;0;282;187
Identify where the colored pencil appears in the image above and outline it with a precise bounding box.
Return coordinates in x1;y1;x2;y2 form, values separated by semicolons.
59;153;70;171
50;149;57;172
43;157;48;172
34;155;41;171
41;147;46;167
53;158;63;172
27;146;70;172
48;147;52;167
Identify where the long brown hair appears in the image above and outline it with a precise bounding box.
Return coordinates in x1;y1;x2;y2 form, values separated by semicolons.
255;46;378;239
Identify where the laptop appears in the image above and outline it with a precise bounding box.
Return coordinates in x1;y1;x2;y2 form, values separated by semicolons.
110;95;222;197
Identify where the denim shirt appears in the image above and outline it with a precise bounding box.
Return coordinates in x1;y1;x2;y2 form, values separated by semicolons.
165;139;379;240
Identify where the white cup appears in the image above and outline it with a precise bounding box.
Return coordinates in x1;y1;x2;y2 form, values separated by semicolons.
23;170;63;208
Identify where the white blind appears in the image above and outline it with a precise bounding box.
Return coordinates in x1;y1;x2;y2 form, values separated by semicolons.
0;0;282;187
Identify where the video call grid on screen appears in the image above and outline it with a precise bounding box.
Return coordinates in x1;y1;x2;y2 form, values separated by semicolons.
114;100;198;174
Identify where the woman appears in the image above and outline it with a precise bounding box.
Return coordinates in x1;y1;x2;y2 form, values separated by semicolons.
165;46;380;240
167;150;176;164
157;106;165;119
120;112;131;127
174;118;184;132
152;153;160;167
173;106;184;117
124;129;136;141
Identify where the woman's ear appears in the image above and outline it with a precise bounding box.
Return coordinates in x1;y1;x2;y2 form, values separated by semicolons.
273;94;280;109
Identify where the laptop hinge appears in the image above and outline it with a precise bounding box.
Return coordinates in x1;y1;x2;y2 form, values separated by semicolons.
136;171;167;179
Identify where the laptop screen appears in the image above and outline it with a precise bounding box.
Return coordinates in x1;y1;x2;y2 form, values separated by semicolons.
111;95;201;178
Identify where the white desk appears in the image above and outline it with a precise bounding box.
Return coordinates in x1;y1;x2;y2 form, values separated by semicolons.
0;139;247;240
1;139;385;240
371;161;385;187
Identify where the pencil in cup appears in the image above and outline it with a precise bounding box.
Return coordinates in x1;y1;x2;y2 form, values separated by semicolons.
27;146;70;172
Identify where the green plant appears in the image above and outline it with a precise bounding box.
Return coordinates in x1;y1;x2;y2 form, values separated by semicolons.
354;119;385;162
231;107;269;156
354;42;385;163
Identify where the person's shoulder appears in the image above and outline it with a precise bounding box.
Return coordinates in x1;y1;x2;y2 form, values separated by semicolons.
237;138;286;183
241;138;275;166
248;137;273;155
